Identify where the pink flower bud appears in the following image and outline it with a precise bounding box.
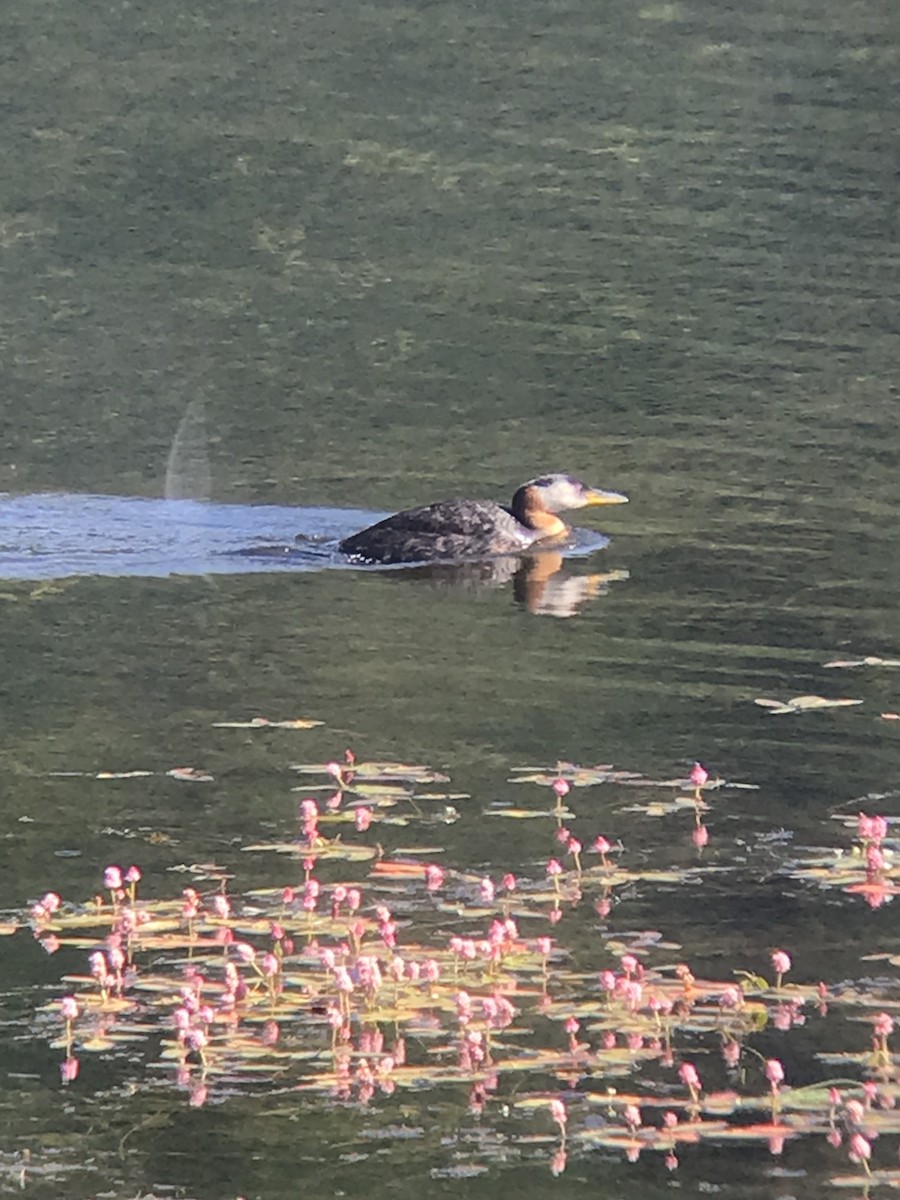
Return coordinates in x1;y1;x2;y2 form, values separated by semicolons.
679;1062;701;1092
549;1098;567;1128
874;1012;894;1038
848;1133;871;1164
765;1058;785;1086
103;866;123;891
425;864;445;891
59;996;79;1021
771;950;791;977
690;762;709;787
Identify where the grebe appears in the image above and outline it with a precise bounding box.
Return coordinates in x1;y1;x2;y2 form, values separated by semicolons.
339;472;627;565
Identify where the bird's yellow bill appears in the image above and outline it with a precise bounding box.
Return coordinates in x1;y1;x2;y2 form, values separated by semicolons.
584;489;628;506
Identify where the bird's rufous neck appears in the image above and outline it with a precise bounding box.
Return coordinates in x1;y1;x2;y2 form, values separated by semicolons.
514;485;568;539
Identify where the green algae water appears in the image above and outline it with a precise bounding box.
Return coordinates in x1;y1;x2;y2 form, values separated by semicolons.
0;0;898;1195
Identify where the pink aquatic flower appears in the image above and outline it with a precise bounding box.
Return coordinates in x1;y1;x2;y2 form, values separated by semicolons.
546;859;563;877
172;1007;191;1033
765;1058;785;1087
502;872;516;892
848;1132;871;1165
552;778;570;799
103;865;123;891
549;1098;567;1131
424;864;444;891
59;996;79;1021
844;1098;865;1126
690;762;709;788
335;967;354;995
692;823;709;848
858;813;888;843
355;807;373;832
479;877;495;903
771;949;791;983
124;865;142;884
187;1028;207;1053
874;1012;894;1038
624;1104;641;1130
679;1062;701;1098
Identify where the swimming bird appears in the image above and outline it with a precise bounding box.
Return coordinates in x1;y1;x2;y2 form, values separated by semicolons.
338;472;627;565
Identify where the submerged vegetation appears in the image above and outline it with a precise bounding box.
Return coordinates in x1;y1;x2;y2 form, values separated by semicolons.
15;735;900;1187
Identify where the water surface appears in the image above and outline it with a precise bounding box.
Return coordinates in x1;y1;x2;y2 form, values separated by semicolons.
0;0;898;1195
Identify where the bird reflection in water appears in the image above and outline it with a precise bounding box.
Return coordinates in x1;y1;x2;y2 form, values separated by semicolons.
387;551;629;618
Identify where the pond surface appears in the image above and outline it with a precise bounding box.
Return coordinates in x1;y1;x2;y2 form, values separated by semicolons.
0;0;898;1195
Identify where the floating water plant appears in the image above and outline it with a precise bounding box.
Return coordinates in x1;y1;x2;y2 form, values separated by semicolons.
14;753;900;1186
